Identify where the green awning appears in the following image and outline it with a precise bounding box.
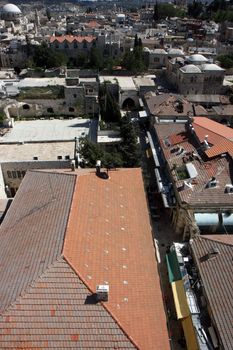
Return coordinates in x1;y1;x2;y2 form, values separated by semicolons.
166;250;182;283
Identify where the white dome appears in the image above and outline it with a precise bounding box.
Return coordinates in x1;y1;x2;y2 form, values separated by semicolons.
180;64;202;73
201;63;224;71
2;3;21;14
143;47;150;52
188;54;208;63
153;48;167;54
168;48;184;56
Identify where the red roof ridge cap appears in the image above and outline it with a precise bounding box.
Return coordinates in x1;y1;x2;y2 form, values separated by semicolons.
63;255;140;350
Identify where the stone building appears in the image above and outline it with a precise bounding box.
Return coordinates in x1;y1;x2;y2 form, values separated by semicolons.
147;117;233;239
166;54;225;94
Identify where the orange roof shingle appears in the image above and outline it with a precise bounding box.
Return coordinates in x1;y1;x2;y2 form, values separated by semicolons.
50;35;96;44
64;169;170;350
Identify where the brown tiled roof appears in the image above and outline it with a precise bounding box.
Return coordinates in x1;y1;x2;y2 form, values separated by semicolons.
145;93;208;117
64;169;169;350
193;117;233;157
50;35;96;43
0;169;169;349
156;123;233;207
0;258;136;349
193;116;233;140
0;171;76;314
190;235;233;350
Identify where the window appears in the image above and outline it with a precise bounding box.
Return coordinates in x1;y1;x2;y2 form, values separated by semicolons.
47;107;54;113
83;41;87;49
33;156;38;160
22;171;26;177
17;171;22;178
73;94;77;98
154;57;160;63
23;104;30;110
12;171;16;179
7;171;12;178
65;155;70;160
57;156;62;160
74;42;78;49
69;107;74;112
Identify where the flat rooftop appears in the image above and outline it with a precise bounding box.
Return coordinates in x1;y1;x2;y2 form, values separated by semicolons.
17;77;66;88
0;118;90;143
0;142;75;162
100;76;137;90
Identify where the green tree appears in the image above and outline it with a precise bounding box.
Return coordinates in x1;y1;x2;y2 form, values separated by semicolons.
217;54;233;68
79;138;104;167
46;7;51;21
188;0;203;18
153;1;159;21
99;83;121;123
89;47;103;70
120;114;141;167
32;42;67;69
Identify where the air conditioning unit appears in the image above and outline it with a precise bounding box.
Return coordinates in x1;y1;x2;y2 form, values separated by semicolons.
225;184;233;193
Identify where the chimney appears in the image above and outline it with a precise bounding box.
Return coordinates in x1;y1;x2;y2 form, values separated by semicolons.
96;160;101;175
203;135;210;149
70;159;75;171
96;285;109;302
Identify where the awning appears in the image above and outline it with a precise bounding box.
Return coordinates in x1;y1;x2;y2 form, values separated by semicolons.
171;280;190;319
194;213;219;227
182;316;199;350
222;213;233;226
166;250;182;283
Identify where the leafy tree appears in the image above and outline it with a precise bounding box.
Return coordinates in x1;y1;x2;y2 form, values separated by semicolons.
120;114;141;167
32;42;67;69
153;1;159;21
79;138;104;167
188;1;203;18
89;47;103;70
217;54;233;68
46;8;51;21
134;34;139;48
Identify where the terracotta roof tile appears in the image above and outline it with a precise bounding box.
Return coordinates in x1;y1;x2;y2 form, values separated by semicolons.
0;171;76;314
155;123;233;207
0;169;169;349
0;258;136;349
64;169;170;350
50;35;96;44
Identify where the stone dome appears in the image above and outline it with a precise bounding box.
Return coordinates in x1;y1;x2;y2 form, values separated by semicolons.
201;63;224;71
168;48;184;56
180;64;202;73
1;3;21;14
188;54;208;63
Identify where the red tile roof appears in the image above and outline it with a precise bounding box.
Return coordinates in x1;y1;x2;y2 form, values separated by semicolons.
193;116;233;141
0;169;169;349
50;35;96;43
193;117;233;158
64;169;170;350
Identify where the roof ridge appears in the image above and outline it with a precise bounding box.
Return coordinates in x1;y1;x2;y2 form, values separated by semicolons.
196;235;233;247
63;255;140;350
193;119;233;139
0;258;65;317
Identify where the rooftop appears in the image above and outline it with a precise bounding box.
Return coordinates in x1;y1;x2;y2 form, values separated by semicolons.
0;118;90;144
155;121;233;207
0;168;169;349
190;235;233;350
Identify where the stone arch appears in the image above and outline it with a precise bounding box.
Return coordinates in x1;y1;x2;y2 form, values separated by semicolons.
122;98;135;110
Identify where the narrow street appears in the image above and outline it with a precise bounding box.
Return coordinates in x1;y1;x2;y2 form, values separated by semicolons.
136;120;186;350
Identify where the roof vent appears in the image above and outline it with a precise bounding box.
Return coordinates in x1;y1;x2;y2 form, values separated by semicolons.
96;160;101;175
177;146;185;155
205;177;217;188
203;135;210;150
225;184;233;193
199;247;220;262
96;285;109;302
